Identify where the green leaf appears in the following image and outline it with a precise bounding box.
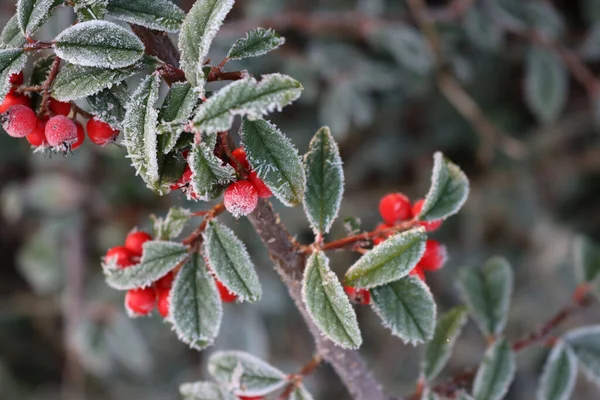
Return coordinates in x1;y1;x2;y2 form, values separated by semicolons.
170;254;222;350
192;74;303;134
178;0;234;89
0;15;26;49
343;216;362;236
106;0;185;32
423;306;468;381
537;341;578;400
416;152;469;222
303;126;344;234
73;0;108;22
302;250;362;349
87;83;128;130
17;0;59;37
0;48;26;103
158;82;199;154
463;6;504;52
290;385;314;400
370;276;436;345
371;26;433;74
525;46;567;123
153;207;192;240
53;20;145;69
421;388;440;400
564;325;600;386
208;351;287;396
180;382;237;400
575;236;600;283
227;27;286;60
189;134;235;200
204;220;262;302
103;240;188;290
472;339;516;400
344;227;426;289
241;118;306;206
457;257;513;338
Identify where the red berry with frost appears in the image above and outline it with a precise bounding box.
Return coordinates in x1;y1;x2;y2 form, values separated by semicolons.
344;285;371;305
86;117;119;146
105;246;135;268
45;115;77;147
418;240;447;271
248;171;272;198
156;271;175;290
0;92;29;114
49;98;71;116
224;180;258;218
71;122;85;150
2;105;36;138
125;231;152;257
409;265;426;282
125;287;156;316
26;118;47;147
379;193;412;225
157;287;170;318
216;279;237;303
412;199;443;232
230;147;250;171
9;71;23;85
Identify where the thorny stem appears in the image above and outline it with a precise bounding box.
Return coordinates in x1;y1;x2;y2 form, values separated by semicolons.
23;40;53;51
278;354;323;399
181;202;226;246
39;56;61;117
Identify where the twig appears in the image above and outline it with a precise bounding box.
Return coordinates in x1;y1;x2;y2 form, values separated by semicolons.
71;103;93;119
39;56;61;117
278;354;323;400
181;202;225;245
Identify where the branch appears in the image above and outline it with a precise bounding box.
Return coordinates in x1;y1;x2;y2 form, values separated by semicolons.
278;354;323;400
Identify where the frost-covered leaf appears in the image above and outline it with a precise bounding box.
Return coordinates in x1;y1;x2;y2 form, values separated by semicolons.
290;384;314;400
564;325;600;386
180;381;237;400
87;83;128;130
73;0;108;21
472;339;516;400
457;257;513;338
104;240;188;289
106;0;184;32
0;48;26;103
227;28;285;60
241;118;306;206
303;126;344;234
344;216;361;236
344;228;426;289
189;134;235;200
463;6;503;52
153;207;192;240
53;20;144;68
170;254;221;350
192;74;303;134
17;0;59;37
179;0;234;89
423;306;468;381
0;15;26;49
537;341;577;400
370;276;436;345
371;26;433;74
525;46;567;123
204;221;261;302
158;82;198;154
208;351;287;396
416;152;469;222
575;236;600;283
421;388;440;400
302;251;362;349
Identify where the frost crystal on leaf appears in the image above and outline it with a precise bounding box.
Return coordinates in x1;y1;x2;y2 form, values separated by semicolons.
227;27;286;60
87;83;129;130
180;381;237;400
0;15;26;49
537;341;577;400
106;0;185;32
189;134;235;200
158;82;199;154
73;0;108;22
17;0;58;37
472;339;516;400
564;325;600;386
153;207;192;240
0;48;27;103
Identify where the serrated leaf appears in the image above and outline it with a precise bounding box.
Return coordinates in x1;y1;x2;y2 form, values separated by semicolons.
179;0;234;89
564;325;600;386
241;118;306;206
73;0;108;21
180;381;237;400
290;384;314;400
227;27;285;60
53;20;144;69
575;236;600;283
192;74;303;134
344;228;426;289
87;83;128;130
204;221;262;302
103;240;188;289
423;306;468;381
158;82;198;154
0;15;26;49
189;134;235;200
0;48;26;103
17;0;59;37
370;276;436;345
170;254;222;350
417;152;469;222
303;126;344;234
537;341;577;400
106;0;184;32
457;257;513;338
372;26;433;74
208;351;287;396
525;46;567;123
302;251;362;349
472;339;516;400
154;207;192;240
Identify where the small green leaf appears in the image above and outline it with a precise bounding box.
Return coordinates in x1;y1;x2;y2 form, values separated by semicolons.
423;306;468;381
106;0;185;32
303;126;344;234
457;257;513;338
227;27;285;60
302;250;362;349
343;216;362;236
87;83;129;130
463;6;504;52
242;118;306;206
417;152;469;222
472;339;516;400
17;0;59;37
344;228;426;289
525;46;567;123
180;382;237;400
575;236;600;283
370;276;436;345
73;0;108;21
208;351;287;396
189;134;235;200
103;240;188;290
158;82;199;154
53;21;145;69
0;15;26;49
537;341;578;400
153;207;192;240
0;48;26;103
564;325;600;387
192;74;303;134
204;221;262;302
290;385;314;400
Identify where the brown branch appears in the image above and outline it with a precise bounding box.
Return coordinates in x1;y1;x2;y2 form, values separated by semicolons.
181;202;225;246
39;56;61;117
278;354;323;400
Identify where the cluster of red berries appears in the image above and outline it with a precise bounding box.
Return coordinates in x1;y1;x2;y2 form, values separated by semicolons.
1;72;119;152
224;148;272;217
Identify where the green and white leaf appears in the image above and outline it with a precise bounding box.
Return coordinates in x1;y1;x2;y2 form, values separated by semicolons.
208;351;287;396
0;15;26;49
457;257;513;338
103;240;188;290
564;325;600;386
192;74;303;134
53;20;145;69
421;388;440;400
204;221;262;302
17;0;59;37
73;0;108;22
574;235;600;283
180;381;237;400
302;251;362;349
87;83;129;130
537;341;578;400
290;385;314;400
0;48;26;103
106;0;185;32
472;339;516;400
463;6;503;52
416;152;469;222
158;82;198;154
241;118;306;206
344;228;426;289
370;276;436;345
227;27;285;60
153;207;192;240
189;134;235;200
525;46;567;123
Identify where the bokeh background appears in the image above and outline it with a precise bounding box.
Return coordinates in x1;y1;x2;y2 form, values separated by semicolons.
1;0;600;399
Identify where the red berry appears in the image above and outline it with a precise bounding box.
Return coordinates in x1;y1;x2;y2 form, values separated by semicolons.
0;92;30;114
418;240;447;271
156;271;175;290
170;165;192;190
26;118;48;147
49;98;71;116
216;279;237;303
125;287;157;316
9;71;23;85
379;193;412;225
344;285;371;305
238;397;264;400
248;171;272;198
125;231;152;257
230;147;250;171
157;287;170;318
45;115;77;147
412;199;443;232
2;105;36;138
409;265;426;282
224;180;258;218
86;117;119;146
105;246;135;268
71;122;85;150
